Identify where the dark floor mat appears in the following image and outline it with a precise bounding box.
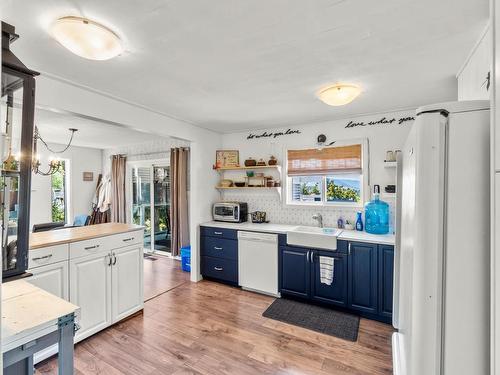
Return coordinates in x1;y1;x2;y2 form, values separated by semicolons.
263;298;360;341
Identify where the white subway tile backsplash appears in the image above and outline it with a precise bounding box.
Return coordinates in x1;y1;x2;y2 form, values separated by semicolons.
220;190;395;232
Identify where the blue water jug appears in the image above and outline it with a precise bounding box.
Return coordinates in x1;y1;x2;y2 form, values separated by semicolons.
365;185;389;234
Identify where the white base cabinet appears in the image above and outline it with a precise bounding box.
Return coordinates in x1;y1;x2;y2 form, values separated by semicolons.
28;260;69;300
111;245;144;323
26;229;144;363
28;257;70;364
70;251;112;342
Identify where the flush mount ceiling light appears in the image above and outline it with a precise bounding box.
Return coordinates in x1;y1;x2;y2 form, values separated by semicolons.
317;84;362;106
50;16;123;60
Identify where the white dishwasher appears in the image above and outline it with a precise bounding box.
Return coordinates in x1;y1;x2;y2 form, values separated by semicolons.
238;231;279;297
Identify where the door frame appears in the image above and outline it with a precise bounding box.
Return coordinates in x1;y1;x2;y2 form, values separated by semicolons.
126;158;169;254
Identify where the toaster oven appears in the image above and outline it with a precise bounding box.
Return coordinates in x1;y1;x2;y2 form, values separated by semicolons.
212;202;248;223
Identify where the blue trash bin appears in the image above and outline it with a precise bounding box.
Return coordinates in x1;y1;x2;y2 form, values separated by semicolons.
180;246;191;272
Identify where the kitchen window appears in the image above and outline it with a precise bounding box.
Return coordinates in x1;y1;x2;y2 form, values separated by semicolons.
51;160;69;223
286;143;365;207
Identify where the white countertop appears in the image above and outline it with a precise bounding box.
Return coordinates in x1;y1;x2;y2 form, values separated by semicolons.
2;280;80;353
201;221;395;245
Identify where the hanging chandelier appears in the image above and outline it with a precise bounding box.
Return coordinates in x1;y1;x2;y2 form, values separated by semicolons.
32;126;78;176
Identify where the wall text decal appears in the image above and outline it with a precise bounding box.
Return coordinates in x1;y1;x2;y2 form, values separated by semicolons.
345;116;415;129
247;128;301;140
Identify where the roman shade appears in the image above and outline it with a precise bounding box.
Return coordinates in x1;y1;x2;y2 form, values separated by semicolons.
287;144;362;176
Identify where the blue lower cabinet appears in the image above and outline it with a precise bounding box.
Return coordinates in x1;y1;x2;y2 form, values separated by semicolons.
201;256;238;283
378;244;394;319
200;236;238;260
200;227;239;284
280;246;310;298
310;250;347;307
347;241;378;314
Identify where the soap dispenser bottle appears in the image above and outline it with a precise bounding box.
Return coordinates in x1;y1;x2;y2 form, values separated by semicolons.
365;184;389;234
355;212;363;231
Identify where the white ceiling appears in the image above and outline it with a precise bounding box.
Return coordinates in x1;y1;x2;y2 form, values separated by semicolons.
2;0;489;133
34;109;161;149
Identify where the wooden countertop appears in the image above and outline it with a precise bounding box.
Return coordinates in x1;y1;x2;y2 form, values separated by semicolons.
29;223;144;250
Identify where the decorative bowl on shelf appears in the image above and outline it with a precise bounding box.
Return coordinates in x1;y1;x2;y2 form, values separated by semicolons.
234;181;246;187
219;179;233;187
246;171;254;177
244;158;257;167
256;158;266;166
268;156;277;165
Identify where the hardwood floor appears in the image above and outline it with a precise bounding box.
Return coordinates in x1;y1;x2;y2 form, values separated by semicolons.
143;254;190;301
36;265;394;375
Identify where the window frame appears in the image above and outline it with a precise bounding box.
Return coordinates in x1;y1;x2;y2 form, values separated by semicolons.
284;138;369;208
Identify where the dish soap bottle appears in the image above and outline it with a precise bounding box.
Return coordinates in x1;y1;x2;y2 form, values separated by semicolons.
355;212;363;231
365;184;389;234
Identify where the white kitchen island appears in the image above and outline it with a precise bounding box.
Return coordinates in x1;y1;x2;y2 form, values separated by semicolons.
26;223;145;363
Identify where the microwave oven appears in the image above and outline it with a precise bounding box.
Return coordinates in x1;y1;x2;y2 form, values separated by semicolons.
212;202;248;223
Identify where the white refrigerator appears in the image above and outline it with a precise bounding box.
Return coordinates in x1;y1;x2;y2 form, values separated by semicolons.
392;100;490;375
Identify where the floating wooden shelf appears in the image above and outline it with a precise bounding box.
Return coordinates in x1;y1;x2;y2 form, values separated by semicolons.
215;165;281;172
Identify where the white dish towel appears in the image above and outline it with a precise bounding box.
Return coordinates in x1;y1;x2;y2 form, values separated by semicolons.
319;256;334;285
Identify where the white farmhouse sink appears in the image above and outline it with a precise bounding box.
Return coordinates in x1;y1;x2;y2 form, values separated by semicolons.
286;226;341;251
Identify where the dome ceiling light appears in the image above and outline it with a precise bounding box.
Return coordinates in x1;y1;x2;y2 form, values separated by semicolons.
317;83;362;106
50;16;123;61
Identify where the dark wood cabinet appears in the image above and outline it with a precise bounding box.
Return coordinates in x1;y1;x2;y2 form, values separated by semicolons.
200;227;238;284
347;241;378;314
378;244;394;318
280;239;394;323
280;246;310;298
310;250;347;307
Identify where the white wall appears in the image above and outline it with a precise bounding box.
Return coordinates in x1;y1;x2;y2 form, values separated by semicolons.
221;110;415;229
30;143;103;227
35;75;221;282
102;138;189;175
458;23;491;100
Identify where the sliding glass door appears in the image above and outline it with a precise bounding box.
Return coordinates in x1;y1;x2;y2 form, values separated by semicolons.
152;166;170;252
129;162;170;254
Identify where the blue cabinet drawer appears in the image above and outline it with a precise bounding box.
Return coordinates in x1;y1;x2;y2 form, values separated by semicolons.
200;236;238;260
200;226;238;240
201;256;238;283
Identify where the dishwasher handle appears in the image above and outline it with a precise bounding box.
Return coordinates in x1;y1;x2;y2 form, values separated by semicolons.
237;231;278;243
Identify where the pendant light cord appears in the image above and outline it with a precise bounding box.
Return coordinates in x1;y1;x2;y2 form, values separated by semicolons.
35;127;78;154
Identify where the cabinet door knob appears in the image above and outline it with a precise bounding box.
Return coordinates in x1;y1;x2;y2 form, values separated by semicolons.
214;266;223;271
214;231;223;235
107;254;112;266
214;247;223;251
348;243;351;255
112;252;117;265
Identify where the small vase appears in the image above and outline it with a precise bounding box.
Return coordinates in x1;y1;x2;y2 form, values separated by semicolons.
355;212;364;231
